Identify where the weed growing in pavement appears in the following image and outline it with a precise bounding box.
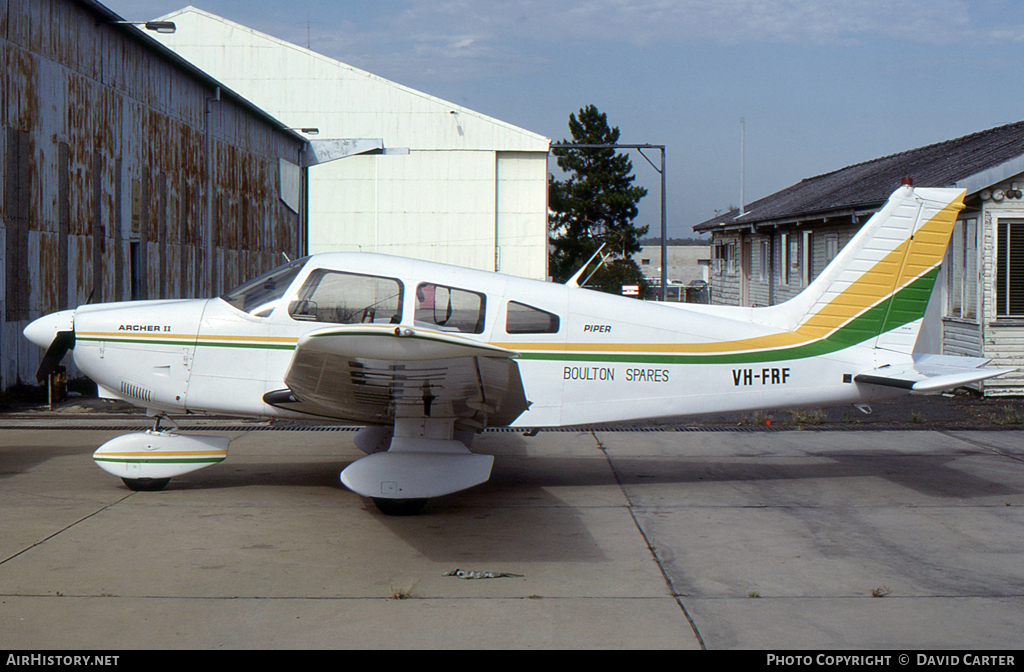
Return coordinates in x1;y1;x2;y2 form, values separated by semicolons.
993;405;1024;425
788;408;827;426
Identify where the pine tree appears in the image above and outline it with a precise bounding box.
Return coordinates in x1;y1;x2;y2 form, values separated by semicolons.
548;105;648;295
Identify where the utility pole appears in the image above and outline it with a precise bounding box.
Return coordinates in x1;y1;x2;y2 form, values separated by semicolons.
740;118;745;216
550;143;668;301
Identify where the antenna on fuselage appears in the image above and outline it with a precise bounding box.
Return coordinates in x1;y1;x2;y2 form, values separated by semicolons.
566;243;610;288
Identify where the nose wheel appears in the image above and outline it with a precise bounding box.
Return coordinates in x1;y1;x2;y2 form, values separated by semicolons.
372;497;428;516
121;477;171;492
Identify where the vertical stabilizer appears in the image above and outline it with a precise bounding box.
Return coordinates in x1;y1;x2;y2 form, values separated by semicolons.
759;186;964;354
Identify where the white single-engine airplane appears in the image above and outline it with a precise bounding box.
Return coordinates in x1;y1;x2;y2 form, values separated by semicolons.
23;186;1013;514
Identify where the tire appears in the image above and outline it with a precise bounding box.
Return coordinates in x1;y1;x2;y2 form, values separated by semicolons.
372;497;428;516
121;477;171;492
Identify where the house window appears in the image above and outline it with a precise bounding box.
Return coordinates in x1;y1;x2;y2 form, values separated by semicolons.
781;233;800;286
713;243;731;275
946;218;977;321
825;234;840;265
758;240;769;282
789;237;800;285
996;219;1024;317
802;231;812;286
780;234;788;284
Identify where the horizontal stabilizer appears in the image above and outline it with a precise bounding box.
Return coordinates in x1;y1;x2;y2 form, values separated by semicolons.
854;354;1014;394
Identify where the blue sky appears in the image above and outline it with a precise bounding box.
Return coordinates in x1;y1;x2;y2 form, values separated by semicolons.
104;1;1024;239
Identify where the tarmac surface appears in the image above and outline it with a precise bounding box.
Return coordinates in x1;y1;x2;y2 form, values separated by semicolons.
1;393;1023;650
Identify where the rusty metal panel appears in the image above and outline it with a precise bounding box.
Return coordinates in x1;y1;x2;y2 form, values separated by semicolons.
113;156;123;302
66;73;95;237
57;140;69;308
6;0;35;53
89;149;100;304
33;229;57;315
0;20;5;235
5;41;37;141
2;0;305;386
150;173;167;299
5;127;29;321
70;231;88;307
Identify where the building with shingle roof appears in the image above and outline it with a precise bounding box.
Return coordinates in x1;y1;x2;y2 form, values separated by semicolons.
694;121;1024;395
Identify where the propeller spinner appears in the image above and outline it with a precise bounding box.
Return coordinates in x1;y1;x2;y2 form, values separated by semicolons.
23;309;76;382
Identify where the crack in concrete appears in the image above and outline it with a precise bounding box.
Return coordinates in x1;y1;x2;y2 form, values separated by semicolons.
590;430;707;650
939;430;1024;466
0;493;134;567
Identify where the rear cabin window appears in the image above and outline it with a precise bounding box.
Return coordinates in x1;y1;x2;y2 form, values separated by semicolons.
414;283;486;334
289;269;403;324
505;301;560;334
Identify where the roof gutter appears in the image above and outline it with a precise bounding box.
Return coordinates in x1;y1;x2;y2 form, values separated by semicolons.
73;0;304;143
695;203;883;233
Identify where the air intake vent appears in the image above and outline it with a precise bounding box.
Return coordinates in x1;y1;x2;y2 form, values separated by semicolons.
120;381;152;403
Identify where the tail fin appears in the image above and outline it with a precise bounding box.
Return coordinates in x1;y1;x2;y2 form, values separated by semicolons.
761;185;964;355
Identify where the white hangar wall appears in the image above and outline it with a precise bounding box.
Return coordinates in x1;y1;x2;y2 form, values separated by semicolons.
152;7;551;280
310;150;548;273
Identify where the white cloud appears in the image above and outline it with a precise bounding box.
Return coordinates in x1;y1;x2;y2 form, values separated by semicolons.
105;0;987;82
383;0;976;46
306;0;985;80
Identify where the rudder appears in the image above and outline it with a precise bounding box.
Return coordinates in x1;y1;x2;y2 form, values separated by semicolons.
759;185;964;355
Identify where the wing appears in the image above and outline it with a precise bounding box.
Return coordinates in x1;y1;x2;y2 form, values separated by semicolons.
854;354;1014;394
264;324;529;427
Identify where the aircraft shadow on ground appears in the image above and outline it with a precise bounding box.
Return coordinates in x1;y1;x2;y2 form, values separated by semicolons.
606;452;1021;500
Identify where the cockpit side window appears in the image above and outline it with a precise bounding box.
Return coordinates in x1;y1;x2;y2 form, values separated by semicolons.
505;301;560;334
414;283;486;334
289;269;403;325
221;257;308;317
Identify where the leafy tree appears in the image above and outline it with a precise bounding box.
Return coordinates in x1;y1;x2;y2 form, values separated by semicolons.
548;105;648;295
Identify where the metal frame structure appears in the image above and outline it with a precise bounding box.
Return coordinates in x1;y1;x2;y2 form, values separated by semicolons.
550;143;667;300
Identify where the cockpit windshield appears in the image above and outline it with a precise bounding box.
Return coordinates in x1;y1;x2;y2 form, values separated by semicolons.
221;257;308;317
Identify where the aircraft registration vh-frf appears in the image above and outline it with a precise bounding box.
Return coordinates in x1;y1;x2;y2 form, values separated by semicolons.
22;185;1013;515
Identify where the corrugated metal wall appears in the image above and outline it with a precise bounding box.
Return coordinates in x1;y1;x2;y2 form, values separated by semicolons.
1;0;304;388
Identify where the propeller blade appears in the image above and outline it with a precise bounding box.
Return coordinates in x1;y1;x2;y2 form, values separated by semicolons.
36;330;75;383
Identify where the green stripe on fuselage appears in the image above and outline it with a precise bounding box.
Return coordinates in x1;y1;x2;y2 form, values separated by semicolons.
519;268;939;366
93;457;226;464
74;269;939;364
76;337;296;350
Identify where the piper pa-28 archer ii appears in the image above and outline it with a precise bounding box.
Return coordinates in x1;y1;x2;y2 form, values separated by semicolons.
23;185;1013;515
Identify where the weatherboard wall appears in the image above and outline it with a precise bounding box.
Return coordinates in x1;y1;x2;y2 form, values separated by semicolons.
979;191;1024;395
